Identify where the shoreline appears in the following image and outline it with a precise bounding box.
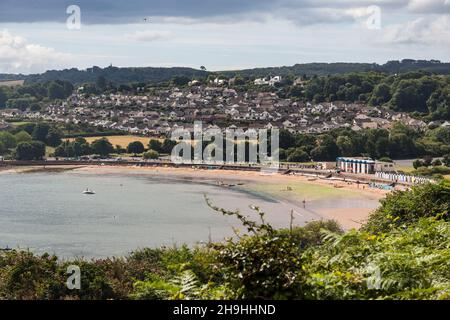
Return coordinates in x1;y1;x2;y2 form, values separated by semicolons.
1;164;389;230
72;164;389;197
75;165;388;229
1;163;390;196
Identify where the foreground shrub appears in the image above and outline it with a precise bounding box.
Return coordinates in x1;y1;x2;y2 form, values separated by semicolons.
302;218;450;300
0;252;63;300
363;180;449;233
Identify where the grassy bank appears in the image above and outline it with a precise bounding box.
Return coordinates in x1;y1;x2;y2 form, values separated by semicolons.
241;180;360;201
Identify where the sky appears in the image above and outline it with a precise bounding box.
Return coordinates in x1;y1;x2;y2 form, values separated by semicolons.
0;0;449;74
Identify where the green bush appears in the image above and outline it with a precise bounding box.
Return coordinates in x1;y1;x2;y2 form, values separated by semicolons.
363;181;449;233
143;150;159;160
412;166;450;177
302;218;450;300
278;220;343;249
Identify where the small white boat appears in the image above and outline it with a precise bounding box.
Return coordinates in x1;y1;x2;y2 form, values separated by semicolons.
82;188;95;195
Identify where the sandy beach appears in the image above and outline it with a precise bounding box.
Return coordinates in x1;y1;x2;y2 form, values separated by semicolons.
73;164;389;196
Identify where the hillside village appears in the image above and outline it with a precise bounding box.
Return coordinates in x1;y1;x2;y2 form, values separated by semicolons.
0;80;448;137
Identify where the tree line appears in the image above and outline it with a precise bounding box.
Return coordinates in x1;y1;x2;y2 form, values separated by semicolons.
298;71;450;120
0;122;63;160
53;137;176;159
0;80;74;110
278;123;450;162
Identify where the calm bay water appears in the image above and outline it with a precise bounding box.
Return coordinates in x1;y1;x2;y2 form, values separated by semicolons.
0;171;312;258
0;171;379;258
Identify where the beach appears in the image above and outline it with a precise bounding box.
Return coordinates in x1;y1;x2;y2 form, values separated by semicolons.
1;163;389;230
72;165;388;230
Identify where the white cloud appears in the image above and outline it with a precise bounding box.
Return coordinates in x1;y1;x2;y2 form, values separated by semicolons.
0;30;72;74
124;30;174;42
378;15;450;45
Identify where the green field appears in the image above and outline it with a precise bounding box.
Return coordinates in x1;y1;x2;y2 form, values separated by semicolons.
9;121;33;127
241;180;361;201
68;135;163;148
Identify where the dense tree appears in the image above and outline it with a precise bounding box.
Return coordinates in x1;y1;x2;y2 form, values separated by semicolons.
6;97;36;110
62;81;74;97
369;83;391;105
287;85;303;98
54;138;91;158
336;135;354;156
172;76;190;86
54;141;75;158
127;141;145;155
276;125;448;163
364;129;389;159
31;123;50;143
433;127;450;145
148;139;163;153
298;72;449;119
45;128;63;147
286;148;309;163
72;138;91;156
14;131;32;144
279;130;296;149
391;81;418;112
0;88;7;108
0;132;17;149
388;133;418;159
14;141;45;160
47;82;66;100
91;138;114;157
96;76;107;90
310;135;339;161
427;85;450;119
0;141;6;155
294;134;316;154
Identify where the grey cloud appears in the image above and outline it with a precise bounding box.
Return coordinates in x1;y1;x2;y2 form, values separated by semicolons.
407;0;450;13
0;0;276;24
0;0;444;25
